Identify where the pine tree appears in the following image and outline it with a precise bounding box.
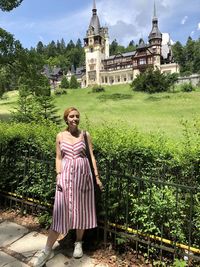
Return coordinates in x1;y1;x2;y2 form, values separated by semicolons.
70;75;79;89
60;76;69;89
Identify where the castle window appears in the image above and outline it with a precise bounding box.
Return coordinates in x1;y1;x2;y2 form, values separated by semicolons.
90;48;93;52
133;60;137;66
139;58;146;65
102;77;104;83
105;77;108;83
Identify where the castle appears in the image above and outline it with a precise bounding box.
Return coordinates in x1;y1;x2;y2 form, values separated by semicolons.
78;0;179;88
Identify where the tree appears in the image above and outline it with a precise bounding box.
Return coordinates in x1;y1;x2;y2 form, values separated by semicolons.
131;67;178;93
0;0;23;11
0;28;25;91
36;41;45;54
172;41;186;72
66;40;75;51
70;75;79;89
76;38;82;49
60;76;69;89
110;39;119;55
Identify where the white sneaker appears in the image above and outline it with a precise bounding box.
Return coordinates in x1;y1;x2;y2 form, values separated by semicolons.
73;241;83;258
32;249;51;267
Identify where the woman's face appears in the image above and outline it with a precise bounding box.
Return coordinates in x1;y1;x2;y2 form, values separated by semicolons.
67;110;80;127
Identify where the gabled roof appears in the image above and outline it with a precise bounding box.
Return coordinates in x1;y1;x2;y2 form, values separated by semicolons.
105;51;136;60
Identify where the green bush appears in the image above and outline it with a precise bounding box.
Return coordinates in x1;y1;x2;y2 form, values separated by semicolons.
180;82;195;92
92;85;105;93
0;121;200;247
131;67;178;93
54;88;67;95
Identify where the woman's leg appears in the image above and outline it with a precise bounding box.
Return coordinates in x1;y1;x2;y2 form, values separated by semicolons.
73;229;85;258
45;229;60;250
76;229;85;241
33;229;60;266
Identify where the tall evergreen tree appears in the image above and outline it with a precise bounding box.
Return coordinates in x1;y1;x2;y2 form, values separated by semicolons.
70;75;79;89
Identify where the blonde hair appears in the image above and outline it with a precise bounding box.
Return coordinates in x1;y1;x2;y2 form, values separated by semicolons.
63;107;80;124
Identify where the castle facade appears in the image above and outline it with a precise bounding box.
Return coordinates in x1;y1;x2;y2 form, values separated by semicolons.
79;1;179;88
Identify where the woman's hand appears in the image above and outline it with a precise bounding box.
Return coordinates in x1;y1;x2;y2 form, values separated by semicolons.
56;172;61;183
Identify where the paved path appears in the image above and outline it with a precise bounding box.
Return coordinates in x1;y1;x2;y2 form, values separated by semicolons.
0;220;107;267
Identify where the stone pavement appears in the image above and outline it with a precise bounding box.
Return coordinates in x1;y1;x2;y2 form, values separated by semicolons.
0;220;107;267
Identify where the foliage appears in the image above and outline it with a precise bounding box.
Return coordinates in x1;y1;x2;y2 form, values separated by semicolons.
0;0;23;11
12;84;61;125
54;88;67;95
180;82;195;92
109;39;136;55
131;67;178;93
60;76;69;89
92;85;105;93
0;121;200;249
70;75;79;89
172;37;200;74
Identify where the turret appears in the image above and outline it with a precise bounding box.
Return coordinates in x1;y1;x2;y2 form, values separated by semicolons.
148;1;162;46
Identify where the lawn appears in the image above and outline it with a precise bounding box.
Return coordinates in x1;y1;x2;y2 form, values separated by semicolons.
1;84;200;139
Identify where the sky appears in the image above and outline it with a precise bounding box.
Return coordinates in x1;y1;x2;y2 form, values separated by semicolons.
0;0;199;49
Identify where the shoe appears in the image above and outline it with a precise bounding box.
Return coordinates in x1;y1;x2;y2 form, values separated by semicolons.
32;249;51;267
73;241;83;258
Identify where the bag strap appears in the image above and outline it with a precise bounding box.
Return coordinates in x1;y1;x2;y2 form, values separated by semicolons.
83;131;96;184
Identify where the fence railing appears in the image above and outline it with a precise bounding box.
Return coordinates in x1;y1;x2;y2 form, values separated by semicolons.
0;149;199;264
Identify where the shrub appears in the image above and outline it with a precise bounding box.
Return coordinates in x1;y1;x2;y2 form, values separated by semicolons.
131;67;178;93
180;82;195;92
70;75;79;89
92;85;105;93
54;88;67;95
60;76;69;89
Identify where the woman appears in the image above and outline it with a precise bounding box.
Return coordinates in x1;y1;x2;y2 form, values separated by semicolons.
33;107;103;267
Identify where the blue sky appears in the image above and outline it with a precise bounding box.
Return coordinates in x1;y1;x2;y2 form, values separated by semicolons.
0;0;199;48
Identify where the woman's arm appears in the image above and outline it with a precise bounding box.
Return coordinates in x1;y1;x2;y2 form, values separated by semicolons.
55;133;62;182
86;131;103;189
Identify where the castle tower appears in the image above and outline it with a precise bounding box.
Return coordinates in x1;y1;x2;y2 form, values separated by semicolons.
148;1;162;68
84;0;109;86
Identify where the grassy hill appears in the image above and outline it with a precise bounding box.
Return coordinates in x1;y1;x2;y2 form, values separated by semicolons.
1;84;200;139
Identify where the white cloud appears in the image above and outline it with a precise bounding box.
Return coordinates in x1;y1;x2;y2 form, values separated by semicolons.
198;23;200;30
181;16;188;25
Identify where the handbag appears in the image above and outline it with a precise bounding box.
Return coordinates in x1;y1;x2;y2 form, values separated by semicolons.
83;131;97;185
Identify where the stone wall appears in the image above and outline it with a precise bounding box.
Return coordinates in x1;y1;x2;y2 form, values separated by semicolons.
177;74;200;86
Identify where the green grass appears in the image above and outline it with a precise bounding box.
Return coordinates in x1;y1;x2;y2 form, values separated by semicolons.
1;84;200;139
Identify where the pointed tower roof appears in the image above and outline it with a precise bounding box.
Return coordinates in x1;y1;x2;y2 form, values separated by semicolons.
148;1;162;42
89;0;100;35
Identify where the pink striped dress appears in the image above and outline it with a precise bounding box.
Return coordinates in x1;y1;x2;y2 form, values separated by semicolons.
50;138;97;234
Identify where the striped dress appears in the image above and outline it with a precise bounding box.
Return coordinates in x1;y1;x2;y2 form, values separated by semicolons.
51;139;97;234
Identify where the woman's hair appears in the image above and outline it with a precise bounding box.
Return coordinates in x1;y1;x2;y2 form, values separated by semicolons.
63;107;80;123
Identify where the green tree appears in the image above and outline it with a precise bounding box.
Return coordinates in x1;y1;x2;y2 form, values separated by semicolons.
60;76;69;89
110;39;118;55
193;39;200;73
172;41;186;73
36;95;61;125
0;0;23;11
70;75;79;89
131;67;177;93
0;28;25;91
36;41;45;54
66;40;75;51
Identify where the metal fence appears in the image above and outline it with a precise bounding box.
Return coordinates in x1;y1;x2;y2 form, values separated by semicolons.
0;149;200;264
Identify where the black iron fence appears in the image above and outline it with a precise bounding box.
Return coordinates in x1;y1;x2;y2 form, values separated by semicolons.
0;148;200;264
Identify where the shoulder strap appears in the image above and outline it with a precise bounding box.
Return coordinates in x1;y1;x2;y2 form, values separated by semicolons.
83;131;96;184
83;131;90;158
